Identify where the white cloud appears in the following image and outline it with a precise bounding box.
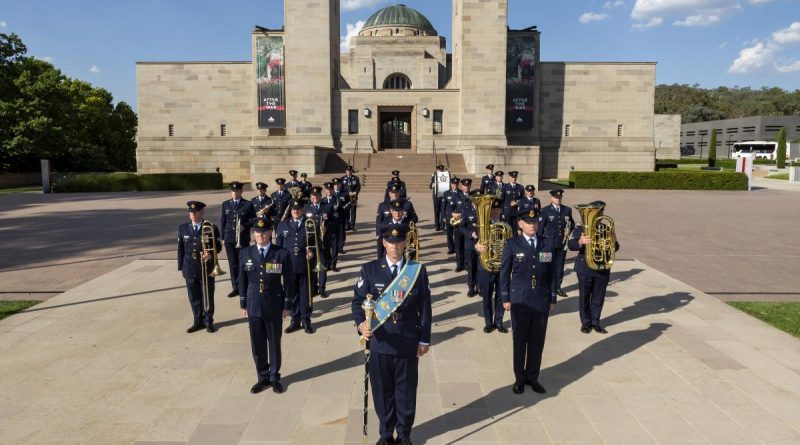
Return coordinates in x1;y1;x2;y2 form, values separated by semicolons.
719;42;728;49
632;17;663;29
604;1;625;9
772;22;800;44
729;21;800;74
41;56;54;62
340;20;365;53
631;0;772;27
0;21;6;28
579;12;610;24
89;65;101;74
341;0;385;12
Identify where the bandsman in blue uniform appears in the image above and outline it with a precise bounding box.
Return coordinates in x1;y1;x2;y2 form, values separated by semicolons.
321;183;342;271
384;170;407;200
271;178;291;227
298;173;312;198
239;217;294;394
518;184;541;213
500;207;555;394
537;189;575;298
332;178;351;257
275;200;317;334
220;181;257;297
472;198;508;331
568;201;620;334
352;225;432;445
429;164;447;231
177;201;222;333
503;171;524;226
448;178;472;272
251;182;275;221
458;190;481;298
341;165;361;231
441;177;460;255
479;164;494;194
304;187;329;299
285;170;300;191
377;199;415;260
485;171;506;205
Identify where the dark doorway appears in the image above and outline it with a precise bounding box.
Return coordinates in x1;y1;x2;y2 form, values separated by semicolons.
380;111;412;150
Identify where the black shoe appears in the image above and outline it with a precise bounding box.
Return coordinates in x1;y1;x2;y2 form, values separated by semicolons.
227;290;239;298
186;324;204;334
512;382;524;394
581;323;592;334
250;381;270;394
467;290;476;298
320;292;328;299
557;289;567;298
483;325;496;334
375;439;393;445
272;381;285;394
455;266;465;272
206;324;217;333
304;324;316;334
447;250;455;254
593;325;608;334
396;439;413;445
331;267;340;272
284;323;301;334
527;380;546;393
495;324;508;334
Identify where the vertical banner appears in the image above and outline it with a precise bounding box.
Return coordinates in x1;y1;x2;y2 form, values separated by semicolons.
256;35;286;128
506;32;536;130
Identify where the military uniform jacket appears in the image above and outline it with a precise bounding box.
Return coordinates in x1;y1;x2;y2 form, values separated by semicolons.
518;196;542;213
341;175;361;194
178;222;222;279
285;180;301;191
220;199;256;245
251;195;275;220
297;181;312;198
333;189;351;215
238;244;295;318
375;202;418;235
275;218;312;274
458;201;479;246
304;203;329;237
499;236;555;312
321;196;341;226
271;190;291;218
485;181;506;202
503;183;524;217
384;180;408;200
441;189;460;221
479;174;494;194
446;191;469;217
567;226;620;278
352;259;432;357
537;204;575;251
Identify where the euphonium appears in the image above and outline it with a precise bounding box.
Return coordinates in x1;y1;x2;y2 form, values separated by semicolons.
405;221;420;261
471;194;512;272
200;220;226;312
574;203;616;272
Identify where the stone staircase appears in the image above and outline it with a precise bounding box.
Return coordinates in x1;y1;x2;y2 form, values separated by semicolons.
307;151;471;193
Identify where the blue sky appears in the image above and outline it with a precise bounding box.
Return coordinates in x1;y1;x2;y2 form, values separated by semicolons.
2;0;798;109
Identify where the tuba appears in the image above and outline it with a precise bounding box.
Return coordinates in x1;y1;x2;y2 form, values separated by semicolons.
575;203;616;272
200;220;226;312
471;194;513;272
405;221;420;261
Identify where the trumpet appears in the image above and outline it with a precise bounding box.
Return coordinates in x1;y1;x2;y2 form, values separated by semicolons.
405;221;420;261
200;220;226;312
449;212;463;227
304;218;323;306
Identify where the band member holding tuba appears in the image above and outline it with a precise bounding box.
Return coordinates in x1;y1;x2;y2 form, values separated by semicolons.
352;225;432;445
471;198;512;332
341;165;361;232
499;207;555;395
569;200;619;334
177;201;222;333
239;217;294;394
537;189;575;298
275;199;317;334
221;181;256;297
441;177;460;254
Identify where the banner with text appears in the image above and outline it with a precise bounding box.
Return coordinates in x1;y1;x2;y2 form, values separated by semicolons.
256;35;286;129
506;33;536;130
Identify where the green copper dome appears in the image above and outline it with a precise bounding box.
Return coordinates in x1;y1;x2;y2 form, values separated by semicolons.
361;4;436;35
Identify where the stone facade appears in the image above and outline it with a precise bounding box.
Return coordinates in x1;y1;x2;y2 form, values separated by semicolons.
654;114;682;159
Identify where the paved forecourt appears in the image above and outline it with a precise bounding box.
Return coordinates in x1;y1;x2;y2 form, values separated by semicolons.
1;191;799;444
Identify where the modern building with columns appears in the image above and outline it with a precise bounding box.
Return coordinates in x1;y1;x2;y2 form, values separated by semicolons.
136;1;670;184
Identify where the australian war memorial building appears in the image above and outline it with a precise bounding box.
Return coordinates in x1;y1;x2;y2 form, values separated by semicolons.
136;1;671;184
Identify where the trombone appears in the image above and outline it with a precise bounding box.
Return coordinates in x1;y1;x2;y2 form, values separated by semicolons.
200;220;226;312
304;218;323;306
234;213;242;248
405;221;420;261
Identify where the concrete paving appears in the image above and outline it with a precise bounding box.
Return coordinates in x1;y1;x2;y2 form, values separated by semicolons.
0;187;799;444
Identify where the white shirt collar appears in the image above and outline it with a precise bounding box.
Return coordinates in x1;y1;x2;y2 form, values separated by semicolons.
524;234;537;245
257;242;271;254
385;256;404;271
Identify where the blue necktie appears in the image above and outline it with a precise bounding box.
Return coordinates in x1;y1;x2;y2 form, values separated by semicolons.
260;247;266;261
391;265;398;279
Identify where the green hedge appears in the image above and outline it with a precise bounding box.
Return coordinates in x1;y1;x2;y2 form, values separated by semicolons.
569;171;749;190
53;173;224;192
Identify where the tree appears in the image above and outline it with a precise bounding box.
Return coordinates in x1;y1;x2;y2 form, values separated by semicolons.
709;129;717;168
776;127;787;169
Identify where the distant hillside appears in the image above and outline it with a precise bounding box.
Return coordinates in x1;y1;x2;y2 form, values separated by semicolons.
655;84;800;124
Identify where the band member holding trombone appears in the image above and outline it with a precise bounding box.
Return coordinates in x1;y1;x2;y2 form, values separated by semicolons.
275;199;317;334
305;187;330;299
221;181;256;297
352;225;432;445
271;178;290;227
178;201;222;333
239;217;294;394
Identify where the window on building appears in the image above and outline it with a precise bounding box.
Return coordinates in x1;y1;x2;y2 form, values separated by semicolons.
698;130;708;135
727;128;738;134
220;124;227;137
714;129;722;135
617;124;624;137
383;73;412;90
433;110;443;134
686;131;695;136
348;109;359;134
565;124;571;137
168;124;174;137
742;126;755;132
765;125;783;132
796;126;800;132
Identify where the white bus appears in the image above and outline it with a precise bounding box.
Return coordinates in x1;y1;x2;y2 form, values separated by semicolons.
732;141;778;160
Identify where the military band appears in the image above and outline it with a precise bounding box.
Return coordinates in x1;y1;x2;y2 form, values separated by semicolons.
537;189;575;298
275;200;317;334
472;199;508;332
178;201;222;333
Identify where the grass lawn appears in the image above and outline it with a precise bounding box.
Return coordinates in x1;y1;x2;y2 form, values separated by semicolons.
0;300;40;321
728;301;800;338
764;173;789;180
0;186;41;195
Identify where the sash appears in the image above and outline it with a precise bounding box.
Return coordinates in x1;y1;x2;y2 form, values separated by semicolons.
369;260;423;332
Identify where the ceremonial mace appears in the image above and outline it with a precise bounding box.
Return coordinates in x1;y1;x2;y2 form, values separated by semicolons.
360;294;376;445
